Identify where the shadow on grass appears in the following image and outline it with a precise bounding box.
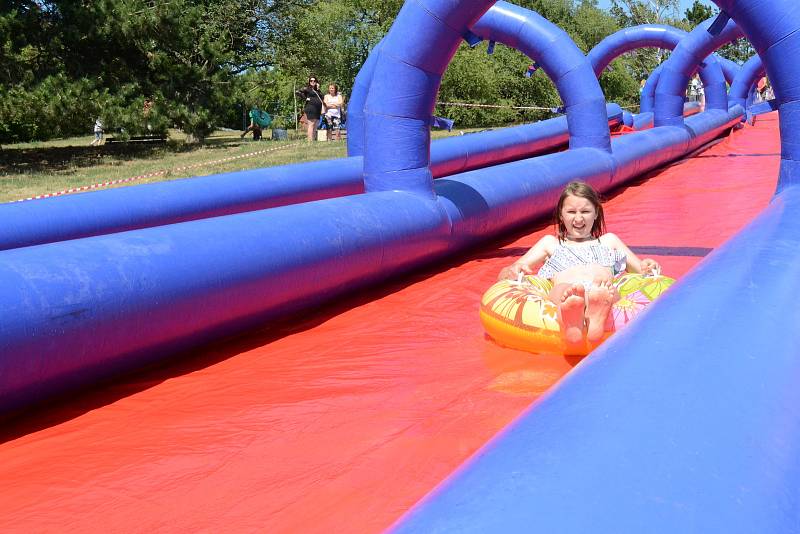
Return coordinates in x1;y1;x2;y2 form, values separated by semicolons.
0;135;250;175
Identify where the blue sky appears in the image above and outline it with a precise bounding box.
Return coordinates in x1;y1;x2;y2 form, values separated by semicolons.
595;0;716;16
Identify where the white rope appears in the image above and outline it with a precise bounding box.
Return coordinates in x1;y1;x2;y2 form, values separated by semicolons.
438;101;642;112
15;141;302;203
435;101;558;111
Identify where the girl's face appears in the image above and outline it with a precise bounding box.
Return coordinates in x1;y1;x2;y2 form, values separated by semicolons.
328;85;336;95
560;194;598;240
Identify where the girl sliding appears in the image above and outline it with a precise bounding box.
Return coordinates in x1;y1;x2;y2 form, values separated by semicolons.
498;181;660;352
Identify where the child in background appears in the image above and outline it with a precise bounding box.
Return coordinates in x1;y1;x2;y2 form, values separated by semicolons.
90;118;104;146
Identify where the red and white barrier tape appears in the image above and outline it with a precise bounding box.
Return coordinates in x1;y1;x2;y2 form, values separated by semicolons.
436;101;555;111
15;141;301;203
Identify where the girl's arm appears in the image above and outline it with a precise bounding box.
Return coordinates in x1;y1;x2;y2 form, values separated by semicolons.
498;235;557;280
603;233;660;274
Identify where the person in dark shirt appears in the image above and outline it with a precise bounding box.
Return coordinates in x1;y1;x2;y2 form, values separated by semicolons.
296;76;324;142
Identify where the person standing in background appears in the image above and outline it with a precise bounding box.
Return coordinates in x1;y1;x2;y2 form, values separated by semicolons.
296;76;324;142
90;117;104;146
691;74;705;109
323;83;345;141
688;75;699;102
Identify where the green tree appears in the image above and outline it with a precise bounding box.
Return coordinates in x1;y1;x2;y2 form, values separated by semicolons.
681;0;753;65
0;0;683;141
609;0;681;27
0;0;264;143
684;0;714;26
571;1;620;51
268;0;403;95
438;42;562;128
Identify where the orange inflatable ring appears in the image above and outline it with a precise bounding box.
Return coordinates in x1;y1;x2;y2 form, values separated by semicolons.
479;273;675;355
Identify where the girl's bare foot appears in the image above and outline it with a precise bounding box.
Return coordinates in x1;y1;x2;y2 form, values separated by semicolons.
558;283;586;347
586;281;619;342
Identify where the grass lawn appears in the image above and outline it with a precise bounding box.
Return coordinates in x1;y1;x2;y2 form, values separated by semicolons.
0;127;472;204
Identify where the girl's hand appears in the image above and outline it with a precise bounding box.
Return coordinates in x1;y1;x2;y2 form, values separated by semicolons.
641;258;660;275
498;262;533;281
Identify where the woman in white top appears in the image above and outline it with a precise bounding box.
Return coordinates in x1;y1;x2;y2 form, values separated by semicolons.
323;84;345;141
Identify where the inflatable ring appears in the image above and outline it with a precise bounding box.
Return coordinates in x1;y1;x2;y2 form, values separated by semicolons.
479;273;675;355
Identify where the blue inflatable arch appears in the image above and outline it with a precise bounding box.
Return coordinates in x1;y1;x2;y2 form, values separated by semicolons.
587;24;729;126
462;2;613;153
641;55;740;114
639;63;663;112
360;0;493;196
356;0;615;191
654;16;744;127
587;23;728;108
347;1;617;172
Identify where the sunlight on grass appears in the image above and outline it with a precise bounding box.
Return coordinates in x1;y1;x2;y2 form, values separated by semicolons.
0;127;477;203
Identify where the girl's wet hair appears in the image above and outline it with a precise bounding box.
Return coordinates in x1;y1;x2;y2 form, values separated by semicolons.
554;181;606;240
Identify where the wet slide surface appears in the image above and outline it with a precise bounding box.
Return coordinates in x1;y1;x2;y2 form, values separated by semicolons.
0;114;780;532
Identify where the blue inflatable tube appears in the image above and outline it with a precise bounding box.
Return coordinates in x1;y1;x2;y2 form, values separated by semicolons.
0;159;363;250
0;104;624;252
415;104;620;177
729;54;765;111
640;64;662;113
615;106;741;181
716;55;741;84
629;102;702;130
346;38;384;157
0;191;453;416
391;184;800;533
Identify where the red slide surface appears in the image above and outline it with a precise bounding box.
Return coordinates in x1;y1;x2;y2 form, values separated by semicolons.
0;114;780;532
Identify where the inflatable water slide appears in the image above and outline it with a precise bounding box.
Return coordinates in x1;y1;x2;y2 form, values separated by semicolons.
0;0;798;531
